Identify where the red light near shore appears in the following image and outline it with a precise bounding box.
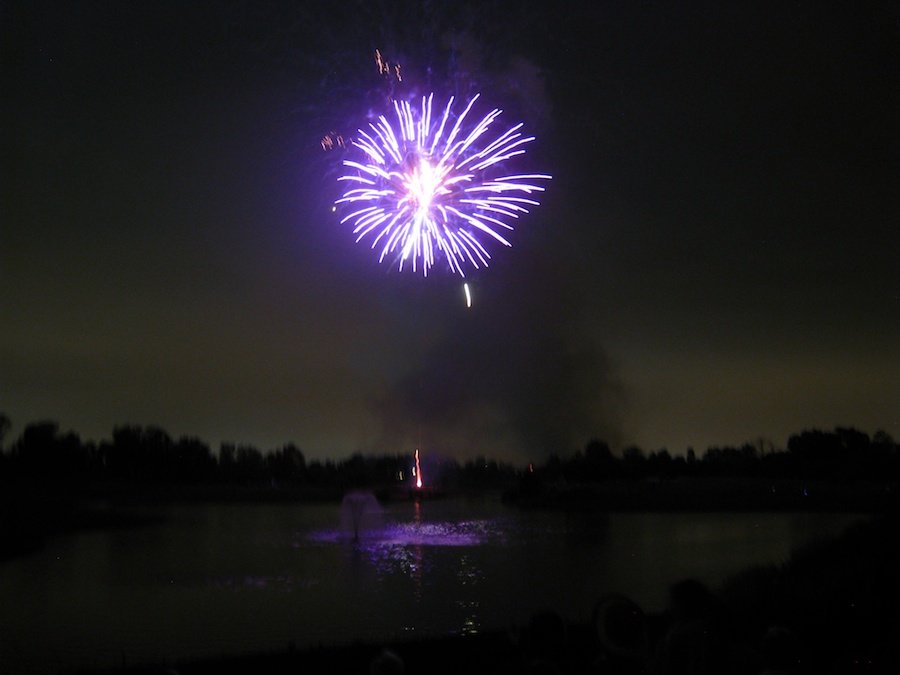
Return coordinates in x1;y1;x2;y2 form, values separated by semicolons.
415;449;423;489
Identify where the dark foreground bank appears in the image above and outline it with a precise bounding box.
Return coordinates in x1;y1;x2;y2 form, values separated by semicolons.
76;512;898;675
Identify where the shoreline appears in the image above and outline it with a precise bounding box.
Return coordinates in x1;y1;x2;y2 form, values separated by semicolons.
2;477;896;564
504;475;899;513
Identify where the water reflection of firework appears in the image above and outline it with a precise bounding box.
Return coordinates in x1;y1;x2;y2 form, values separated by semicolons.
307;513;508;548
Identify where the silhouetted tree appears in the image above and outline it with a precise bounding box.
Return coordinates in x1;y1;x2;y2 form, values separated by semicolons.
234;445;265;484
704;444;759;476
267;443;306;484
542;454;563;482
460;456;516;489
868;430;899;475
219;443;238;481
646;448;673;477
341;452;370;487
583;438;616;481
103;425;174;481
788;428;860;479
305;459;339;487
621;445;646;479
11;420;87;479
0;412;10;451
172;436;216;482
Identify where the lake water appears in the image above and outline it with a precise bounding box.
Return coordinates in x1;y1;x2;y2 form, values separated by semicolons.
0;495;866;674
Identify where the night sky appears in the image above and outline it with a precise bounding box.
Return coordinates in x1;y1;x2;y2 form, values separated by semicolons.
2;1;897;462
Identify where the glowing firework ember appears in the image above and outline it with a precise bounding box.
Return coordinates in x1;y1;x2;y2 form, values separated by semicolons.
335;94;551;276
415;448;423;489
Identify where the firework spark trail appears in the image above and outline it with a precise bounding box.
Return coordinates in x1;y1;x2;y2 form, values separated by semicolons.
335;94;551;276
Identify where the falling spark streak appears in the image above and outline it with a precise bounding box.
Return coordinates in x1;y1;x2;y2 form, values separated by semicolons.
335;94;551;276
464;282;472;307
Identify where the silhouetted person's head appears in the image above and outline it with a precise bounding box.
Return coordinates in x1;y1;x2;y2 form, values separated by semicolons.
668;578;714;622
526;659;560;675
760;625;802;673
524;610;567;662
593;593;648;655
370;648;404;675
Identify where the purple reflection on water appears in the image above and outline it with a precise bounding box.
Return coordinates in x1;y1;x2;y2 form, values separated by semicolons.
310;492;513;551
307;516;507;547
304;504;505;621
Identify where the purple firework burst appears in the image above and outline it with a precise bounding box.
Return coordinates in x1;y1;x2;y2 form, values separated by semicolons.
335;93;551;276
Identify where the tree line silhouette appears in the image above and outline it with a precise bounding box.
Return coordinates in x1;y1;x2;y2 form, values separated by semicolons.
0;413;897;492
539;428;899;484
